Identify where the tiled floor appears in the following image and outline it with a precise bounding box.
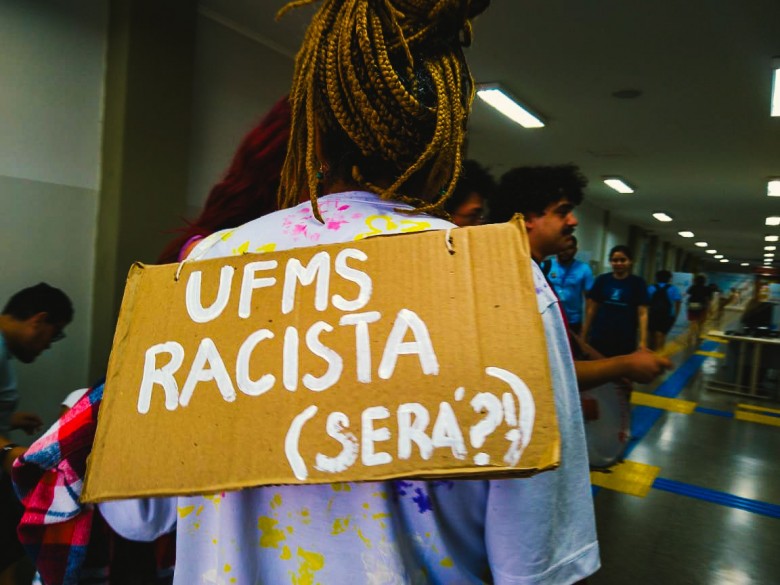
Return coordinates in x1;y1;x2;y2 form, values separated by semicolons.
591;326;780;585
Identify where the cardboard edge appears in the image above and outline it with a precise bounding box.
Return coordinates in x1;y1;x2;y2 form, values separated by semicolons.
82;263;147;502
82;460;562;503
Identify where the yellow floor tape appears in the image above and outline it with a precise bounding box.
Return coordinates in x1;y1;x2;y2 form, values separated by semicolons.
694;350;726;358
736;403;780;415
734;410;780;428
591;460;660;497
630;391;697;414
700;335;728;343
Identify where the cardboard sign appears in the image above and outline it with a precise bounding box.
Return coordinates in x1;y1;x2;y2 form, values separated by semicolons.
83;218;559;502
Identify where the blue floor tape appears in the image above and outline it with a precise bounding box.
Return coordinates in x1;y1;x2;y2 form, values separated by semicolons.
652;477;780;519
694;406;734;418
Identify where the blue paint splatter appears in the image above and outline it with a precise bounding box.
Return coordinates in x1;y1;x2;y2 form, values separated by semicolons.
412;487;433;513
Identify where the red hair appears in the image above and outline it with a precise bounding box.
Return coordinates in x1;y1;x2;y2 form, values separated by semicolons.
158;96;291;263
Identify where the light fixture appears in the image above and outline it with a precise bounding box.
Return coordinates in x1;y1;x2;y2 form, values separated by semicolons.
706;249;717;254
720;259;729;263
764;252;775;258
769;179;780;197
741;262;750;267
695;242;708;247
714;254;724;259
767;216;780;226
603;178;635;194
652;212;673;222
476;85;545;128
678;231;695;238
766;235;779;242
765;246;777;251
772;57;780;117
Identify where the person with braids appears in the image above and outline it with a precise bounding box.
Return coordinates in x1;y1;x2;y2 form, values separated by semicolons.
98;1;600;583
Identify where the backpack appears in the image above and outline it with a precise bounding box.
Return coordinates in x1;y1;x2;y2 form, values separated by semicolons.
649;283;672;321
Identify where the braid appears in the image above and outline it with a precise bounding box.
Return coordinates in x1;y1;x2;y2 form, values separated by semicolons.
277;0;487;219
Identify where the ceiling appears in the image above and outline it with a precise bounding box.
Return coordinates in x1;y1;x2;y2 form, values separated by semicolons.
202;0;780;269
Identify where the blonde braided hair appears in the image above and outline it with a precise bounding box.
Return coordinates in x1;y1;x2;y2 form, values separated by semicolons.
277;0;488;221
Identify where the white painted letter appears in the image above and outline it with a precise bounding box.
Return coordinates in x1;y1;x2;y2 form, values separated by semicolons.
238;260;278;318
303;321;343;392
339;311;381;383
486;367;536;466
179;338;236;407
314;412;358;474
285;405;318;480
137;342;185;414
378;309;439;379
361;406;392;466
332;249;372;312
432;402;467;459
283;326;299;391
236;329;275;396
397;403;433;460
185;266;234;323
282;252;330;314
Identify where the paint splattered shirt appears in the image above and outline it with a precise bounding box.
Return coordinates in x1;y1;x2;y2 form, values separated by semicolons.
100;192;599;585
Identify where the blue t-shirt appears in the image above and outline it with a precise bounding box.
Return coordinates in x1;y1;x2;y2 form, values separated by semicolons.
547;258;594;324
587;273;649;357
647;283;682;317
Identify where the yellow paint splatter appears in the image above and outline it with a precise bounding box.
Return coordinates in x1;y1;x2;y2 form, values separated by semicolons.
195;505;204;516
258;517;286;549
256;243;277;253
355;527;372;549
220;230;234;241
326;498;334;512
232;241;250;255
224;563;232;572
372;491;388;500
286;526;294;534
362;503;370;510
331;482;351;492
230;579;236;584
440;557;454;568
331;517;351;535
280;545;292;560
372;513;390;520
193;522;201;530
290;547;325;585
203;494;222;509
300;508;311;525
270;494;283;509
177;505;195;518
211;538;218;545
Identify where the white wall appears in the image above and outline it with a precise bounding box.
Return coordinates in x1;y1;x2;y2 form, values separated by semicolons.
187;11;294;214
0;0;107;440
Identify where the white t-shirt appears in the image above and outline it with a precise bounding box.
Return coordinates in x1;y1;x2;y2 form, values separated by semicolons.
101;192;599;584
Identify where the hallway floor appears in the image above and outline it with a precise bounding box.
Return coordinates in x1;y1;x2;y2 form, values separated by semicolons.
590;327;780;585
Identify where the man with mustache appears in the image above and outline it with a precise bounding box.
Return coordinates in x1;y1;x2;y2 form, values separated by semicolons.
492;165;671;391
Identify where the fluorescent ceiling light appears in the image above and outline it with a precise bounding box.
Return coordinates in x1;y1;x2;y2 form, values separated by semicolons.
766;235;779;242
714;254;724;259
772;58;780;117
764;253;775;257
720;259;729;263
765;246;777;251
603;178;635;194
706;249;717;254
678;231;695;238
769;179;780;196
741;263;749;267
767;216;780;226
695;242;708;247
476;86;545;128
652;212;673;222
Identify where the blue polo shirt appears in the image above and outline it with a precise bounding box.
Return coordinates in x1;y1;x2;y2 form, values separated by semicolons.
547;257;594;324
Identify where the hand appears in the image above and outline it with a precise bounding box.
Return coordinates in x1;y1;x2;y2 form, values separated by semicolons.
11;411;43;435
623;350;673;384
